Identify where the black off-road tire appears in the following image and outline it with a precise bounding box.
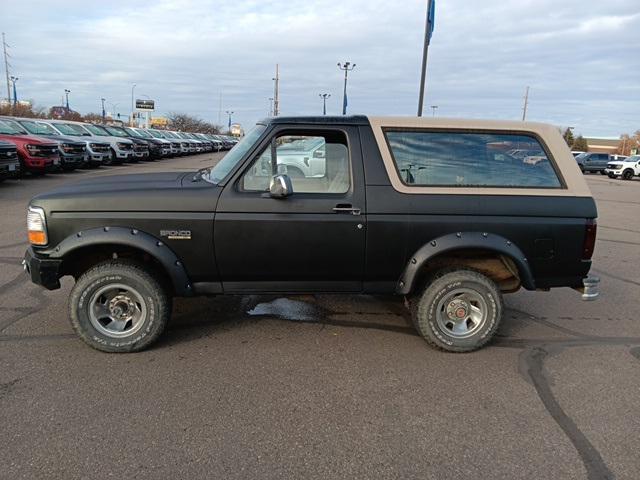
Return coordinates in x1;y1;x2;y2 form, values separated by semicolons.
622;169;634;180
599;170;606;175
69;260;171;353
411;269;503;352
607;173;616;179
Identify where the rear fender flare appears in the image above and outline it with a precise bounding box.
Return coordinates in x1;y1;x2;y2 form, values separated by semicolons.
396;231;535;295
50;226;193;296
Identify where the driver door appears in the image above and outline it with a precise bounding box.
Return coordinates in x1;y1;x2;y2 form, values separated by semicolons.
214;126;366;293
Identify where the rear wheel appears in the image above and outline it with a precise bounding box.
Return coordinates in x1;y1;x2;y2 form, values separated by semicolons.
623;169;634;180
411;269;502;352
69;260;171;353
608;173;616;179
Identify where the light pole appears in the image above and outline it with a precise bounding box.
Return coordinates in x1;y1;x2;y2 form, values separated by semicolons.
430;105;438;117
337;62;355;115
64;89;71;111
130;83;136;126
225;110;234;131
9;76;18;106
101;98;106;123
268;97;273;116
319;93;331;115
417;0;435;116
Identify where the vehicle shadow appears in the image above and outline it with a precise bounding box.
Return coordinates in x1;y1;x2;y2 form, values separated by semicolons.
158;294;418;349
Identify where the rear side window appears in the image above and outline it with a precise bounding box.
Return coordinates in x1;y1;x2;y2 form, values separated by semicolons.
384;130;562;188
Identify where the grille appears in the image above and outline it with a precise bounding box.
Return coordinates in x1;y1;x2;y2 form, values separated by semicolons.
62;143;85;154
0;148;18;159
32;145;59;157
90;143;110;153
133;144;148;152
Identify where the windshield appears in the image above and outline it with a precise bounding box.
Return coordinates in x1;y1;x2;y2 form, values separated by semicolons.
626;155;639;162
130;128;151;139
106;126;128;137
60;123;91;136
163;131;179;139
54;123;82;136
205;124;266;184
575;153;588;160
147;129;163;139
19;121;59;136
0;119;26;135
84;124;110;136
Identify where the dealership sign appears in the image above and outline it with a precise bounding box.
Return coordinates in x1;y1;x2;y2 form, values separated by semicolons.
135;99;155;111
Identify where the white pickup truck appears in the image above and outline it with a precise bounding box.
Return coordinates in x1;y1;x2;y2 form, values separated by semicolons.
606;155;640;180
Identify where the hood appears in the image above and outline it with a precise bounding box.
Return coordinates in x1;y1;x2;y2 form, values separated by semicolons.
0;133;59;145
45;135;86;145
30;171;221;213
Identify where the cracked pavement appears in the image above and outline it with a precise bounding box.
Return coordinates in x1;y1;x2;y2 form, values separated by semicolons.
0;155;639;479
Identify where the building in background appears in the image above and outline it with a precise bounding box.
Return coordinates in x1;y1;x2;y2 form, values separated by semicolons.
584;137;619;154
230;123;244;137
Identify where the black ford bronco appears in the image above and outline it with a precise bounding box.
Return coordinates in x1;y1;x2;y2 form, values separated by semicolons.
23;116;599;353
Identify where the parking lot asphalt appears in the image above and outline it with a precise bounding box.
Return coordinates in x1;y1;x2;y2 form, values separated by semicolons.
1;156;639;480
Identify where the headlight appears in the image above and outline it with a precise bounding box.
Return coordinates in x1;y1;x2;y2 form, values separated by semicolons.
116;142;129;149
27;206;48;246
26;144;39;154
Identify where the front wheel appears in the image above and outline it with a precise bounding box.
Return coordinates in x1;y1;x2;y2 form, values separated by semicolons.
411;269;502;352
622;169;634;180
608;173;616;179
69;261;171;352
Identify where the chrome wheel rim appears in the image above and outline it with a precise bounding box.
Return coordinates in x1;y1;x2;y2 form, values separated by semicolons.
88;283;147;338
435;288;488;339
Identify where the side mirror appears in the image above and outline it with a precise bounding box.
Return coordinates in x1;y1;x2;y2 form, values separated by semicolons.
269;174;293;198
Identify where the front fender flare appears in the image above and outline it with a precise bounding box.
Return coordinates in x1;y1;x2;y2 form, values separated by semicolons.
50;226;193;296
396;232;535;295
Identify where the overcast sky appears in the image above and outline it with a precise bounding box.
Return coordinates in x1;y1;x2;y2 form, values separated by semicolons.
2;0;638;136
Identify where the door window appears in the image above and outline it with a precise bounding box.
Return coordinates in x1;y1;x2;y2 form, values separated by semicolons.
241;131;350;194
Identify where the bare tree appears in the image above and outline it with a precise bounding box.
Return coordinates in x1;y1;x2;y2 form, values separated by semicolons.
167;112;221;133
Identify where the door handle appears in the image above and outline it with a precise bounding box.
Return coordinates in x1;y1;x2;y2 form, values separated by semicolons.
333;204;361;215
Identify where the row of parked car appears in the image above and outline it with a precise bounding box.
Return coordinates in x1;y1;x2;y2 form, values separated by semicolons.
0;115;239;181
572;151;639;180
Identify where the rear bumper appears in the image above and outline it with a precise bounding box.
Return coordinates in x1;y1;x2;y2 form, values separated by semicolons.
23;247;62;290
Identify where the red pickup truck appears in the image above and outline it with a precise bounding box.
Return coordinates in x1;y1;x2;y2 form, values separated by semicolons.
0;119;59;174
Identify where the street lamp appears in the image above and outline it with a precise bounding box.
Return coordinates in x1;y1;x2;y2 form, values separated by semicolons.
268;97;274;116
9;76;18;106
101;98;106;123
225;110;234;131
337;62;355;115
319;93;331;115
64;89;71;111
430;105;438;117
130;83;136;126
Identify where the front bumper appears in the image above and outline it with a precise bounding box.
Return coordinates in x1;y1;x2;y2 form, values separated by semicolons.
23;247;62;290
0;161;20;178
115;150;133;159
604;169;623;176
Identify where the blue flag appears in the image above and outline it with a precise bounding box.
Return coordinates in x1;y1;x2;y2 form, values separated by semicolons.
12;82;17;105
428;0;436;41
